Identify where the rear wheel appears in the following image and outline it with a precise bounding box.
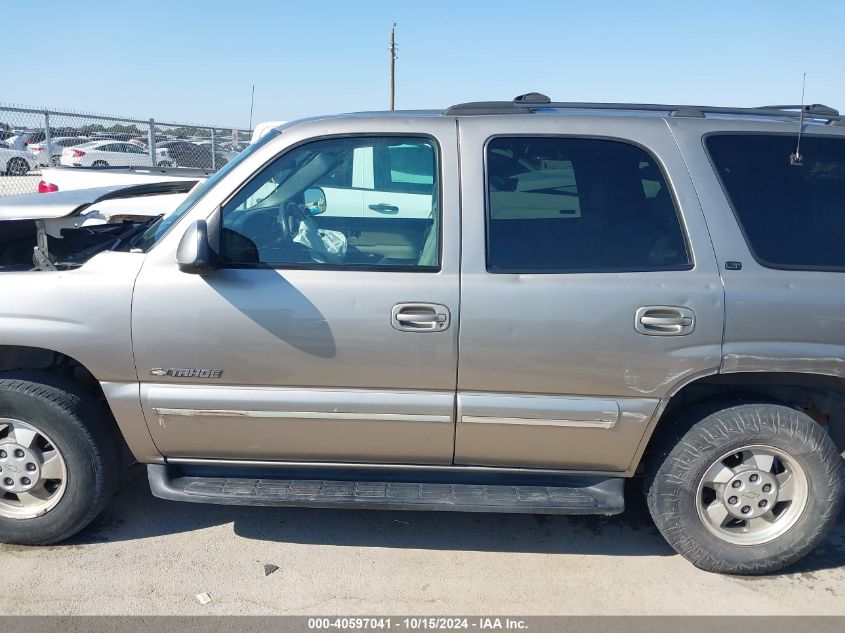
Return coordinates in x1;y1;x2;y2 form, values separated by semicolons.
92;160;108;168
0;372;122;545
6;157;29;176
645;401;844;574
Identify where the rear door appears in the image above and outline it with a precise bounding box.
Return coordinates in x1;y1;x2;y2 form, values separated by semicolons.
454;115;724;471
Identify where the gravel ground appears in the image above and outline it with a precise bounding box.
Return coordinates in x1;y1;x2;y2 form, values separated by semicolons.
0;466;842;616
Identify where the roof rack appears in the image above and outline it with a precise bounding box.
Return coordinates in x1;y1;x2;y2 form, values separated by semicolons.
444;93;842;122
761;104;840;116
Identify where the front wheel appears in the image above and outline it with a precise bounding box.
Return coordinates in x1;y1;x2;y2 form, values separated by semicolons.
645;402;844;574
0;372;122;545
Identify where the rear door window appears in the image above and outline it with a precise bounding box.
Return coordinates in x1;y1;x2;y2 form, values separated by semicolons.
706;133;845;270
485;136;691;273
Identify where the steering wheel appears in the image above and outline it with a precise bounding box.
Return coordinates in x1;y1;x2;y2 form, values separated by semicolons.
278;200;333;264
280;201;319;240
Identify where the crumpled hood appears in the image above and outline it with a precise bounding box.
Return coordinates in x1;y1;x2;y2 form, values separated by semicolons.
0;180;198;222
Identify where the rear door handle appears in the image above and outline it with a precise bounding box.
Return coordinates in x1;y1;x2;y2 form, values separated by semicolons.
396;312;447;323
635;306;695;336
640;315;693;327
369;203;399;214
392;303;451;332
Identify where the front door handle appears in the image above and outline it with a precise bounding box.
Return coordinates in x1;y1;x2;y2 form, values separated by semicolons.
635;306;695;336
392;303;451;332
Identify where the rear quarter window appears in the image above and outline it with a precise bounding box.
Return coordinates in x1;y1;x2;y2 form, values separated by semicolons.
706;133;845;270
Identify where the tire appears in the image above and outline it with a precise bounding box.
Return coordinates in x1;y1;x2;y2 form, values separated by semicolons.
0;371;122;545
6;157;29;176
91;160;108;168
645;401;844;574
157;161;172;167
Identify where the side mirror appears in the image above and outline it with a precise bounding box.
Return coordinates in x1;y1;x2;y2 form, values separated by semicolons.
176;219;215;274
303;187;327;215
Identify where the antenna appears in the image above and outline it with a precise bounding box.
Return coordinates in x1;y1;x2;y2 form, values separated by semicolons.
789;73;807;166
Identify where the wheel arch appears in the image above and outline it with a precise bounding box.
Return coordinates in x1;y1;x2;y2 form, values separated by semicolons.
634;370;845;473
0;344;161;464
0;345;103;397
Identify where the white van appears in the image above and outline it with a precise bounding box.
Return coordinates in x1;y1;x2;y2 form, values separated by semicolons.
245;136;435;220
250;121;287;144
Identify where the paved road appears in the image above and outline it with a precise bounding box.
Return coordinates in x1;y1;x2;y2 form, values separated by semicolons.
0;466;842;615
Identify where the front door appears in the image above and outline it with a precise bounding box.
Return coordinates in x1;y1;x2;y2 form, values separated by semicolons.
454;116;724;471
131;123;460;464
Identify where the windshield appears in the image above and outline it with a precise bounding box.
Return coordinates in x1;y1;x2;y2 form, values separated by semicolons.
133;128;280;251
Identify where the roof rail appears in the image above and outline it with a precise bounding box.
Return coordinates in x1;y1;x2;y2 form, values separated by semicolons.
760;104;840;116
443;93;842;122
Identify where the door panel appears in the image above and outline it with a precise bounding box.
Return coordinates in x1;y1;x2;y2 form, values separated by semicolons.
456;392;659;469
131;121;460;464
144;384;454;461
133;267;460;462
454;116;724;470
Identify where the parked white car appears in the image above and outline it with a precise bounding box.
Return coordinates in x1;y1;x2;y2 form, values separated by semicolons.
28;137;91;167
1;142;39;176
59;140;173;168
3;134;33;150
38;165;210;193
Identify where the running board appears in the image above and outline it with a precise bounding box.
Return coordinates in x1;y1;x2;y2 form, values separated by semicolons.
147;465;624;515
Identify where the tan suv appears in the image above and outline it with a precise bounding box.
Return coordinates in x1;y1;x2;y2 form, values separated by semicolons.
0;94;843;574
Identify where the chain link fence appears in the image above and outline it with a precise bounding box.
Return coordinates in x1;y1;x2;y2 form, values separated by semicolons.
0;104;251;197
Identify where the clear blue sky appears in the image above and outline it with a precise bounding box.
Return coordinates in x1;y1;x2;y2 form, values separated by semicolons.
3;0;844;129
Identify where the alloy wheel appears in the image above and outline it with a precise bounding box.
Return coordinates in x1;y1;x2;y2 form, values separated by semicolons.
0;418;68;520
696;444;809;546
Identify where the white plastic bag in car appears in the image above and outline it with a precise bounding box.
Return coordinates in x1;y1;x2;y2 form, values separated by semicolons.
292;220;347;263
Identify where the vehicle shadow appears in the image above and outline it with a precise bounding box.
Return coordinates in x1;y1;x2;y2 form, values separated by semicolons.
55;465;844;571
206;266;336;359
58;466;671;557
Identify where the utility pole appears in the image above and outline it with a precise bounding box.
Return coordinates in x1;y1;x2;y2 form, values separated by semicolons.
389;23;397;110
249;84;255;131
